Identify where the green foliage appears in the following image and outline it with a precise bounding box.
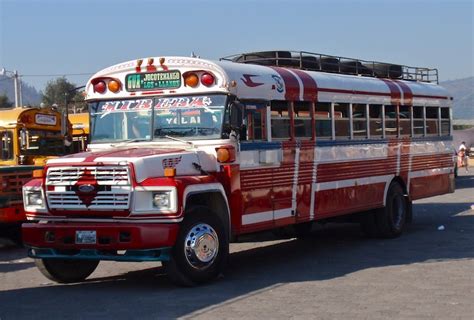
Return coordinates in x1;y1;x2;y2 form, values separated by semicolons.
0;94;13;108
42;77;85;112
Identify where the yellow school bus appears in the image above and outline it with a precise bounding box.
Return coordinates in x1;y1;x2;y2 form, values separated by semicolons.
0;106;69;233
68;112;89;153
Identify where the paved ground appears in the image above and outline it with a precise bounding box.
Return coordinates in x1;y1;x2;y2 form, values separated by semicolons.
0;172;473;319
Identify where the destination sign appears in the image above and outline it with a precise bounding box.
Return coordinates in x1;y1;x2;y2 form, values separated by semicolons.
125;70;181;91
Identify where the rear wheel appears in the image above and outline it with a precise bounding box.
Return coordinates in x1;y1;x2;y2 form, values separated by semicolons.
35;259;99;283
360;182;408;238
163;206;229;286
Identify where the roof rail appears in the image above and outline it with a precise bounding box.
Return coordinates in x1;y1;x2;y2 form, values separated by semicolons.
220;50;439;84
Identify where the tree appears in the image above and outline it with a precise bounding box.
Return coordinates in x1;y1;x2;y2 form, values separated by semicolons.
42;77;85;112
0;94;13;108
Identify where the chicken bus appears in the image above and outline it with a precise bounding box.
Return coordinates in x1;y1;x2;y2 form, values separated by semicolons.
0;106;71;240
22;51;454;285
68;112;89;154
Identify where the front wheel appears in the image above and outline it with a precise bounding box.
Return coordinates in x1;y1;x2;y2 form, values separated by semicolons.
163;206;229;286
35;259;99;283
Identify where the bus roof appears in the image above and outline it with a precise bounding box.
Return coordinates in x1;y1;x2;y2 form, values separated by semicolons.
85;55;452;107
0;107;62;129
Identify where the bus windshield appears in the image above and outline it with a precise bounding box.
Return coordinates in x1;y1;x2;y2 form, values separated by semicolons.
21;129;66;156
89;95;227;143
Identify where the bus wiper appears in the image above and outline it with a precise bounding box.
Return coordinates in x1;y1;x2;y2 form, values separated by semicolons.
111;138;148;147
163;135;195;148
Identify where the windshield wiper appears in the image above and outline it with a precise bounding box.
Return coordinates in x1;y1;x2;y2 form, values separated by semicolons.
163;135;195;148
111;138;148;147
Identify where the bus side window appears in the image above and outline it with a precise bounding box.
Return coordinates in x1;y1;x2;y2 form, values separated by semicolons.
399;105;411;137
426;106;439;135
440;107;450;136
294;101;312;139
352;103;367;138
315;102;332;139
413;106;424;137
270;100;291;140
369;104;383;138
334;103;350;139
384;105;397;136
244;103;266;141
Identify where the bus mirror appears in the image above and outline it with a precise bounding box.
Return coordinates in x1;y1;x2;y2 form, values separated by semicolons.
230;101;244;128
20;128;27;150
226;101;247;140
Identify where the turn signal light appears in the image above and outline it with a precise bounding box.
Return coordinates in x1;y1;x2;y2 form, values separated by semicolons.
184;73;199;87
108;80;121;93
216;146;236;163
32;169;44;178
164;167;176;177
94;81;106;94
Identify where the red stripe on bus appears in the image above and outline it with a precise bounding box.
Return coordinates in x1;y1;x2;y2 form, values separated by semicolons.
317;87;449;101
270;67;300;100
393;80;413;106
318;88;390;97
380;79;401;105
412;94;450;100
291;69;318;101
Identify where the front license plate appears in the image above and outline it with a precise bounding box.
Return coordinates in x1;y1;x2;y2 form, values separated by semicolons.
75;230;97;244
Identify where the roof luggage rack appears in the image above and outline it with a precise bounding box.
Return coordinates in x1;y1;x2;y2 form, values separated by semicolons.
220;50;438;83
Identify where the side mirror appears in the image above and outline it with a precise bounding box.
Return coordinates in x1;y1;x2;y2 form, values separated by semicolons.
20;128;28;150
230;101;244;128
226;101;247;140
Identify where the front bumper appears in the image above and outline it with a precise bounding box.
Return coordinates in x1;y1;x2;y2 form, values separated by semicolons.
22;222;179;261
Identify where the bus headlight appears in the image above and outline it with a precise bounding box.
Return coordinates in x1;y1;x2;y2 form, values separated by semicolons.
152;191;171;209
27;192;44;206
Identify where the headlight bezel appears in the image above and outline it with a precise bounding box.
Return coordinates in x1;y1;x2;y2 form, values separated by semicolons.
132;186;177;215
23;186;47;212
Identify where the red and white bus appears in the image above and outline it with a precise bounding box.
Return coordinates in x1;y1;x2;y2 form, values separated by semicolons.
22;51;454;285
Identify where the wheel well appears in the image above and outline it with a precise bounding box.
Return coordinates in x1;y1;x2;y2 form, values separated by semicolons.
390;176;413;223
391;177;408;195
185;192;230;240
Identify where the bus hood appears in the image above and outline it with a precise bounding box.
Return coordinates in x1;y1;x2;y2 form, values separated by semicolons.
45;147;216;183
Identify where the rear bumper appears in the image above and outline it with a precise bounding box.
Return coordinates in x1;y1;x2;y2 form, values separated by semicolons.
0;205;26;224
22;222;180;252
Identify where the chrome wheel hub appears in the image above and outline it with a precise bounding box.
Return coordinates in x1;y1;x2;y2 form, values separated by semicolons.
184;223;219;269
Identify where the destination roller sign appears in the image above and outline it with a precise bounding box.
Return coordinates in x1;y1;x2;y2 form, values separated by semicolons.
125;70;181;91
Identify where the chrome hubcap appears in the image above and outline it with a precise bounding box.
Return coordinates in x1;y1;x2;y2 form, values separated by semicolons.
184;223;219;269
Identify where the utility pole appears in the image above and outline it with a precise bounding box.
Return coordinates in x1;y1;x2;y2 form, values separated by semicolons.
1;68;22;107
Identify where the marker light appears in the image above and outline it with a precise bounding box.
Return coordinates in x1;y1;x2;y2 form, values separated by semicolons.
164;167;176;177
32;169;44;178
216;146;236;163
184;73;199;87
94;81;106;94
201;72;215;86
108;80;121;93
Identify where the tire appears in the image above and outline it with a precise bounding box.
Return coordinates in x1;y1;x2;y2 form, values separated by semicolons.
360;182;408;238
163;206;229;286
35;259;99;283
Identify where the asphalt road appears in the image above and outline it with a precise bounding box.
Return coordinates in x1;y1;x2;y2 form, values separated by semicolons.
1;172;473;319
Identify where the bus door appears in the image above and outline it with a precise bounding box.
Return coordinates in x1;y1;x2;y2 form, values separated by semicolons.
240;102;296;228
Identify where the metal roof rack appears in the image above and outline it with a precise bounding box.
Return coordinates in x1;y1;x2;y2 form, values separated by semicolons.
220;50;438;83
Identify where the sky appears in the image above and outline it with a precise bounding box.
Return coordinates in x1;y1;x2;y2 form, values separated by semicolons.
0;0;473;92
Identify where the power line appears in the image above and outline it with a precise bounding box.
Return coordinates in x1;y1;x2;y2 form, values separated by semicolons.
21;73;94;77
